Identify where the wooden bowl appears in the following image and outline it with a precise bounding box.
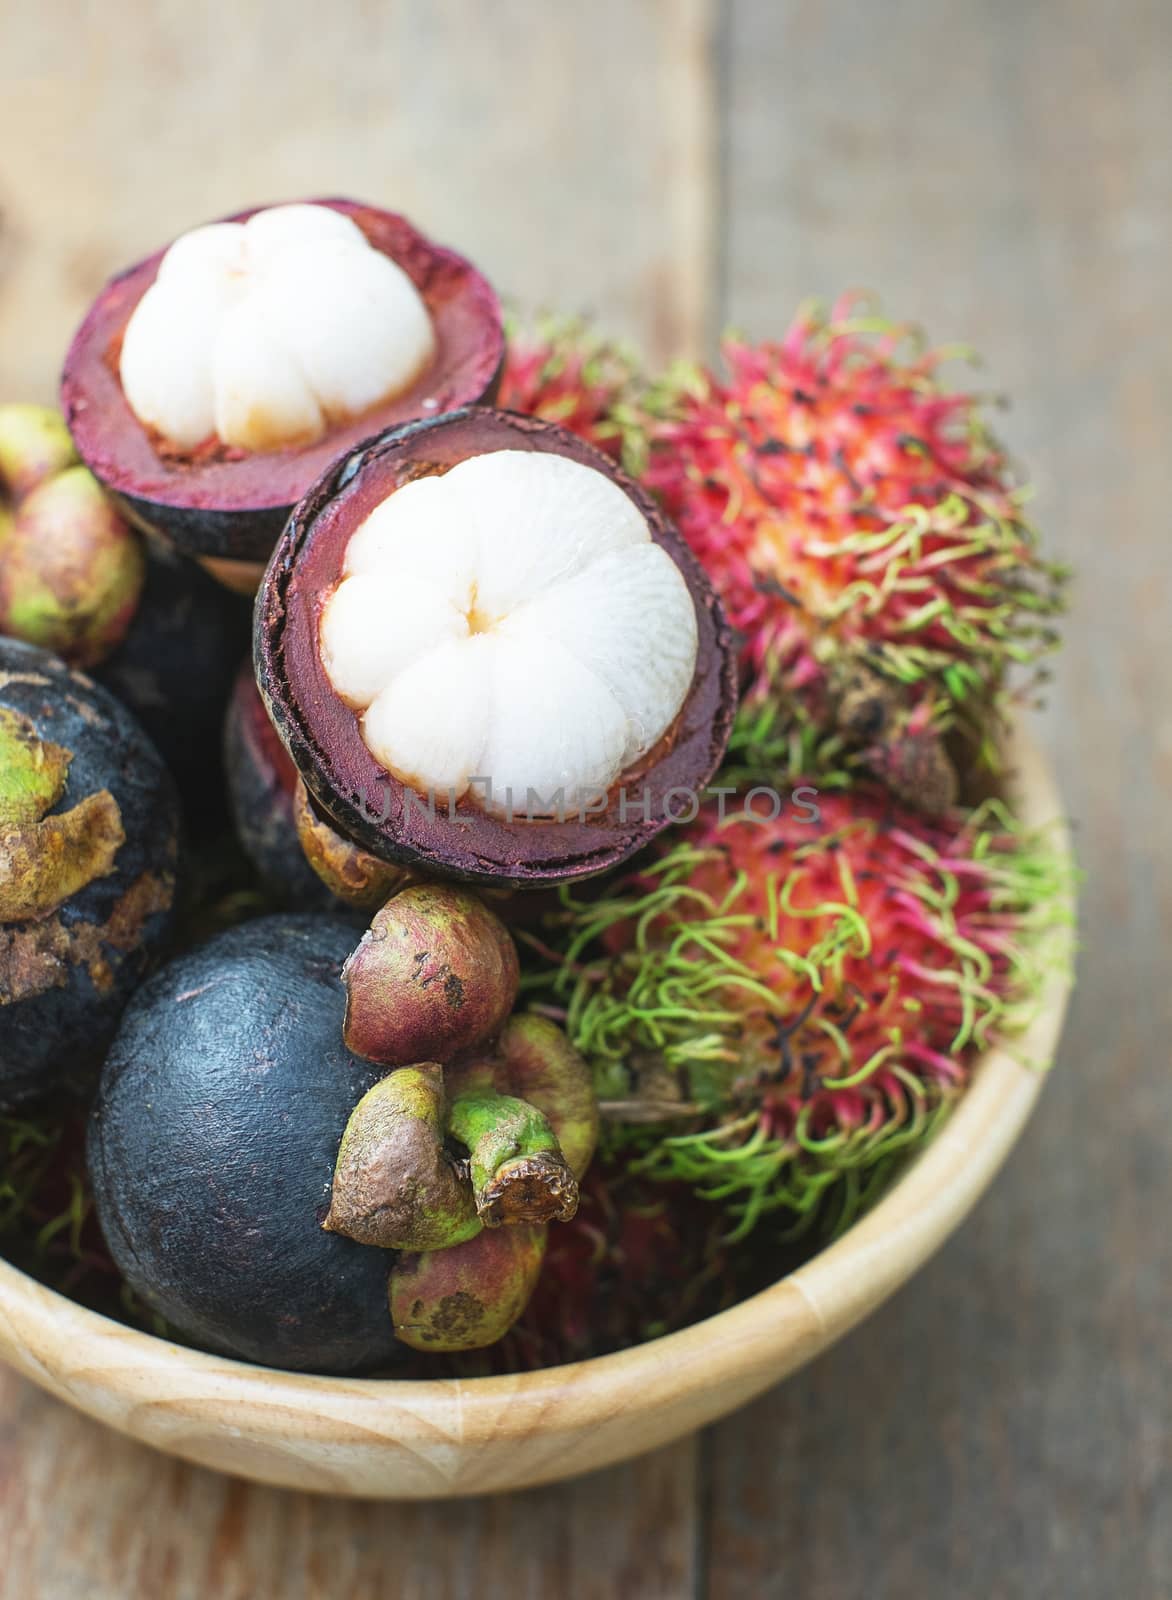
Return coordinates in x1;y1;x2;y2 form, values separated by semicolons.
0;728;1072;1498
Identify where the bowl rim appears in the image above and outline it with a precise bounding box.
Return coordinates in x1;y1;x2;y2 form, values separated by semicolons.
0;723;1073;1487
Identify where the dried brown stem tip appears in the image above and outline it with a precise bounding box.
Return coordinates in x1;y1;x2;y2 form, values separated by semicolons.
448;1089;579;1227
324;1066;578;1249
448;1012;599;1180
342;883;519;1067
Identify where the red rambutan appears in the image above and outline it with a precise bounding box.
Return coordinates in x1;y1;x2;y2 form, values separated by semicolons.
501;1162;746;1366
642;297;1067;805
527;787;1071;1241
498;317;647;470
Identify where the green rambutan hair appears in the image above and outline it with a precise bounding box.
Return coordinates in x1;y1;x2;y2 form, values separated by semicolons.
522;788;1073;1242
503;299;1068;809
642;297;1069;804
0;1109;143;1317
498;314;650;473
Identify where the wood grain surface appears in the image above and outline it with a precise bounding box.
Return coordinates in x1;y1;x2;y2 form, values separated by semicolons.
0;0;1166;1595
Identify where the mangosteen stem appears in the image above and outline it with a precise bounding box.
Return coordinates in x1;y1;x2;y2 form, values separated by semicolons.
446;1013;600;1181
447;1089;579;1228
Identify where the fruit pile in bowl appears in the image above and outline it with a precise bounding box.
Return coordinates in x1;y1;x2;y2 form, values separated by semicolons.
0;201;1074;1495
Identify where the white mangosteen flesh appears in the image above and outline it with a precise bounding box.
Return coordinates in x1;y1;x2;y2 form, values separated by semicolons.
319;451;700;817
119;205;435;453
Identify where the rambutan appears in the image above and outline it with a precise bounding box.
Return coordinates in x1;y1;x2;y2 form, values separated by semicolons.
501;1162;745;1366
526;787;1071;1241
643;297;1068;805
498;317;647;470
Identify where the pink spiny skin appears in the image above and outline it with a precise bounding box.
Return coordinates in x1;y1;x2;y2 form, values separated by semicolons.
620;786;1040;1183
498;321;640;462
718;813;965;1117
643;296;1062;719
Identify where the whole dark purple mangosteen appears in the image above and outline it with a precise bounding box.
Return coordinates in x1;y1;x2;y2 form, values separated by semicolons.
87;914;403;1375
0;638;182;1110
96;534;252;836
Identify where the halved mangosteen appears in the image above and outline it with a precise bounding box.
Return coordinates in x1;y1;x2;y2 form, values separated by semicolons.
61;200;504;583
255;408;738;888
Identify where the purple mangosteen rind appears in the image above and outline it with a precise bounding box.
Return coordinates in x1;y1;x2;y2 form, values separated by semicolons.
253;407;740;890
0;638;182;1111
60;199;506;564
222;662;343;910
87;914;403;1374
96;532;253;837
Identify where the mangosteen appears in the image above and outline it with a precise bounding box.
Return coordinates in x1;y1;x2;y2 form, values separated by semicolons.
323;884;580;1254
223;662;401;909
255;408;738;887
95;533;252;833
87;914;402;1374
325;1062;578;1251
0;638;181;1110
62;200;504;583
222;662;336;907
0;403;144;668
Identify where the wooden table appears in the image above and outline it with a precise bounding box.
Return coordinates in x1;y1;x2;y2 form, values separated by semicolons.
1;3;1167;1594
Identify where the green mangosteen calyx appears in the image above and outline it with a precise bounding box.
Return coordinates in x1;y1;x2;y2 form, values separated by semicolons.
341;883;520;1067
324;1058;582;1250
0;707;125;923
0;405;144;669
326;881;590;1320
294;777;414;910
377;1015;598;1348
447;1088;578;1228
448;1013;599;1182
323;1065;481;1252
0;404;77;498
389;1224;547;1354
0;639;180;1111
